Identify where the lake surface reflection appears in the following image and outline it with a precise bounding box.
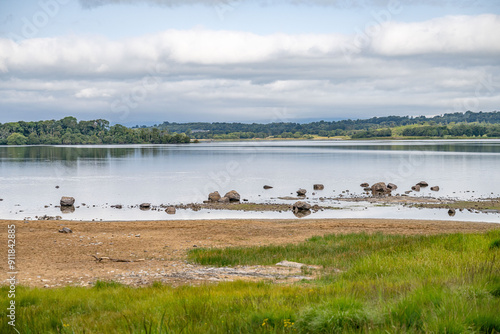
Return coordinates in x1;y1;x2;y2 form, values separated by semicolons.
0;140;499;221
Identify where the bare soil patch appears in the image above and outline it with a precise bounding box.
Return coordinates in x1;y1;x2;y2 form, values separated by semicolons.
1;219;498;287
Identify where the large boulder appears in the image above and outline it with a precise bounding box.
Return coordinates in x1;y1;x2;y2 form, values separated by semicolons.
292;201;311;213
371;182;391;195
313;184;324;190
224;190;240;202
60;196;75;206
219;196;230;203
208;191;221;202
297;189;307;196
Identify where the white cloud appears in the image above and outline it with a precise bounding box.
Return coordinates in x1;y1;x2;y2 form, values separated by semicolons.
0;14;499;122
75;87;113;98
371;14;500;56
78;0;486;9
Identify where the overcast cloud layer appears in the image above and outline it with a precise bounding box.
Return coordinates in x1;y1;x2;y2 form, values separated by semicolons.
1;6;500;123
79;0;483;9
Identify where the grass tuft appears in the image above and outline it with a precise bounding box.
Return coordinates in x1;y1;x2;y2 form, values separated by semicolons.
489;239;500;249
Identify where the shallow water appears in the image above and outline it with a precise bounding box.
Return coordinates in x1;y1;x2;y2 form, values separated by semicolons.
0;139;499;221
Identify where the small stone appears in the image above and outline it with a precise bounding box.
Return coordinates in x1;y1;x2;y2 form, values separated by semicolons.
140;203;151;210
263;185;273;189
297;189;307;196
313;184;324;190
387;183;398;190
430;186;440;191
58;227;72;233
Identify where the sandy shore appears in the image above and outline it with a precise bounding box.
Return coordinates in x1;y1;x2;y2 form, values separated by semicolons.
1;218;499;287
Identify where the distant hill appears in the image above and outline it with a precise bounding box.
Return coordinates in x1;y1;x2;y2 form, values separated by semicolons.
157;111;500;139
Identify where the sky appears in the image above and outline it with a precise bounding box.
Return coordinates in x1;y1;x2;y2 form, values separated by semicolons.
0;0;499;125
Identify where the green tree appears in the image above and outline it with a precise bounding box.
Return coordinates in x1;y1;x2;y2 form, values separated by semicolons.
7;133;28;145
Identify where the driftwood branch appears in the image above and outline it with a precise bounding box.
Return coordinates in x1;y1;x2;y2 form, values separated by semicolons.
91;255;144;263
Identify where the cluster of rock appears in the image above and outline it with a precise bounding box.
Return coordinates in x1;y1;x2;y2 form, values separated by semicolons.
366;182;397;196
207;190;241;203
360;181;440;196
411;181;439;192
140;202;176;214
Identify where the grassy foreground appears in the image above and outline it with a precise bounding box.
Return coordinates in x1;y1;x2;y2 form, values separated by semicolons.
2;231;500;333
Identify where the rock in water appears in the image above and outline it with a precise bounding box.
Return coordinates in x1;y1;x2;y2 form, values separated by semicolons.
418;181;429;187
263;185;273;189
430;186;440;191
166;207;176;214
208;191;221;202
60;196;75;206
411;185;421;192
313;184;324;190
448;208;456;216
371;182;391;195
224;190;241;202
140;203;151;210
292;201;311;213
387;183;398;190
360;183;370;188
297;189;307;196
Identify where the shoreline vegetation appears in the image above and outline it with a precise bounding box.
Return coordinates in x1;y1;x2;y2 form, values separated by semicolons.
1;219;499;333
0;116;190;145
161;110;500;141
1;111;500;145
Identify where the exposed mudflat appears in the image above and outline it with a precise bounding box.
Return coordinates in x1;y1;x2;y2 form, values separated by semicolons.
1;218;498;288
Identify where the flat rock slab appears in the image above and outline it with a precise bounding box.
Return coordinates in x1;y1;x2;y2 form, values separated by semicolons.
276;260;321;270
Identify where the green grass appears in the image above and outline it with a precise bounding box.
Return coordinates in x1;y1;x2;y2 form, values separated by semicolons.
2;231;500;333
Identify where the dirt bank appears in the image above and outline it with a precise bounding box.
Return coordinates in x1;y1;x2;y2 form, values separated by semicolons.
1;219;498;288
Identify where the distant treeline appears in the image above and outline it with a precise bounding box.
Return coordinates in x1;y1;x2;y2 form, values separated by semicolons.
0;117;190;145
158;111;500;139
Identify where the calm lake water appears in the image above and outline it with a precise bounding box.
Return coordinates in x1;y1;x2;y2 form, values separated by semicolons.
0;140;499;222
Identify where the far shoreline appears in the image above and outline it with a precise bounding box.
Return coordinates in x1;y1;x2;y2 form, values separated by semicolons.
1;137;500;147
